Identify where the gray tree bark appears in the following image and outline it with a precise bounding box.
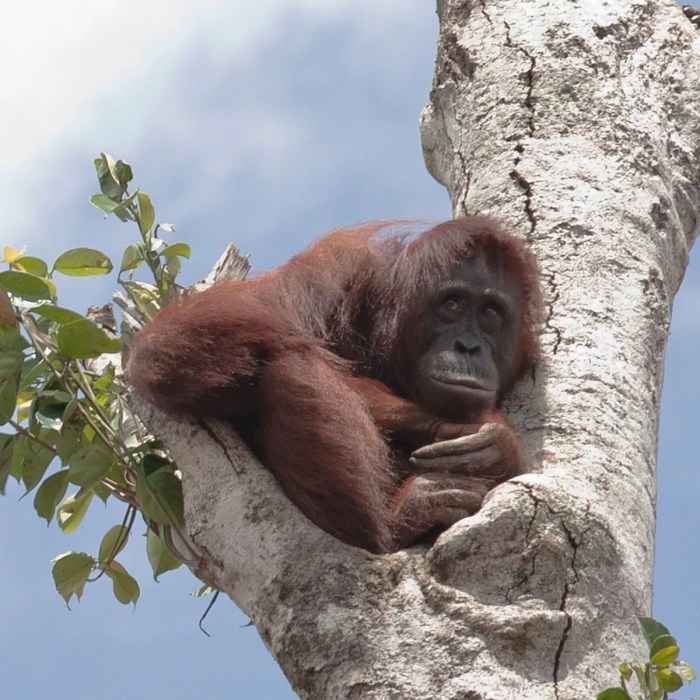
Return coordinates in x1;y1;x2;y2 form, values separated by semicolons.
138;1;700;698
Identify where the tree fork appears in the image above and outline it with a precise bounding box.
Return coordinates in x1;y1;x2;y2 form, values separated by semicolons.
139;2;700;698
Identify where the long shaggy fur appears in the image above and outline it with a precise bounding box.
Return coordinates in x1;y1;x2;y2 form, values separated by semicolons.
129;217;540;552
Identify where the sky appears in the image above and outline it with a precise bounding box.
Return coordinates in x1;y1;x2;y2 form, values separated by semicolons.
0;2;699;699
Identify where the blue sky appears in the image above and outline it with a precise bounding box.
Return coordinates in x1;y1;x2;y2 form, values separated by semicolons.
1;2;698;698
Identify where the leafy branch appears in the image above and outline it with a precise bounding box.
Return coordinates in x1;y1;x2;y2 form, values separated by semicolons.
0;153;190;606
598;617;697;700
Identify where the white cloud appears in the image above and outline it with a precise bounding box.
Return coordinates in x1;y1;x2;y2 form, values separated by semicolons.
0;0;414;171
3;1;181;168
0;0;445;265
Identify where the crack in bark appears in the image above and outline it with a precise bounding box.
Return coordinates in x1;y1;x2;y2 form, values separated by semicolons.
523;486;539;543
432;95;468;214
552;517;581;699
553;584;573;699
443;31;477;82
510;163;537;235
550;501;592;699
503;20;537;235
543;271;562;354
436;97;469;213
505;482;540;601
479;0;493;26
516;482;588;698
435;31;475;214
456;154;472;214
197;418;244;475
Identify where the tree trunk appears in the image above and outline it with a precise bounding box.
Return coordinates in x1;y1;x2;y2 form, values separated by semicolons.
138;2;700;698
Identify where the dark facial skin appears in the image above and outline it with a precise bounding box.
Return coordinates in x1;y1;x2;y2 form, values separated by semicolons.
411;253;525;419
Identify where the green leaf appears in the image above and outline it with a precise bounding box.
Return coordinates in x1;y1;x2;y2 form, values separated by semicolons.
0;358;20;424
2;245;24;263
68;443;116;488
106;561;140;605
136;470;184;525
0;433;15;493
0;362;21;416
146;528;181;580
92;369;116;397
0;325;28;352
56;318;122;359
33;470;69;522
0;350;23;375
0;286;17;326
8;435;29;481
161;243;191;259
55;422;81;463
98;525;129;565
122;281;161;320
63;396;79;423
114;159;133;191
94;153;132;200
142;452;172;477
34;401;67;431
639;617;671;649
109;190;138;222
675;661;697;683
94;153;121;199
92;480;112;503
656;667;683;692
57;490;93;533
19;357;49;390
119;245;143;274
52;551;94;605
618;662;632;681
596;689;631;700
137;192;155;235
33;304;84;324
0;271;55;301
20;442;54;493
53;248;113;276
193;584;214;597
649;634;679;665
90;193;122;214
13;255;48;277
164;255;181;281
645;663;662;696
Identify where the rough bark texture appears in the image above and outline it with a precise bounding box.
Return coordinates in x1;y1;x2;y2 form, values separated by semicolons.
136;2;700;698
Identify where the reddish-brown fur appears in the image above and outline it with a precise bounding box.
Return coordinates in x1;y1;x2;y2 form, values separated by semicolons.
129;217;540;553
